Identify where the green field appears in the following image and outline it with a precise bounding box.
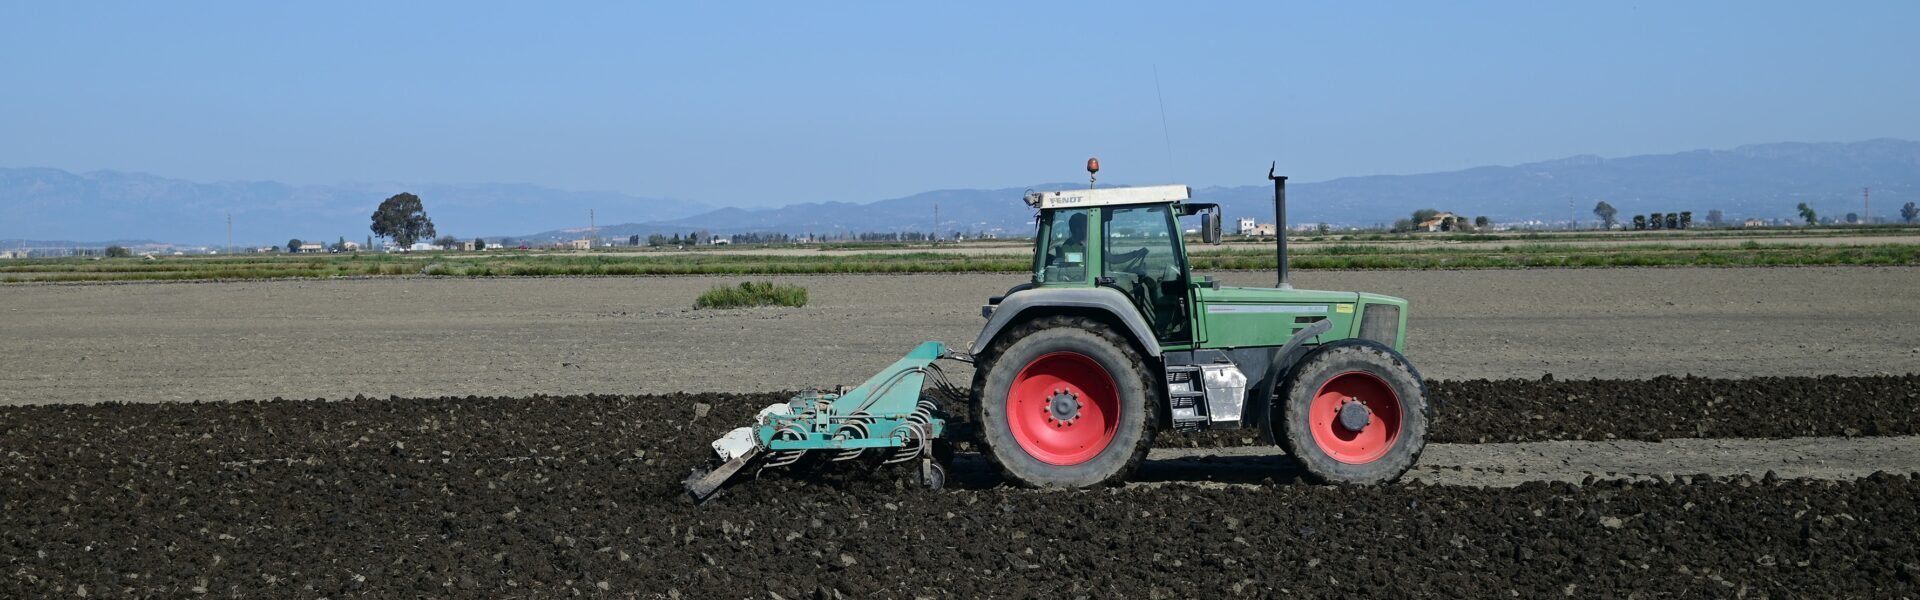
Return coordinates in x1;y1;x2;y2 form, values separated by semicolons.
6;235;1919;283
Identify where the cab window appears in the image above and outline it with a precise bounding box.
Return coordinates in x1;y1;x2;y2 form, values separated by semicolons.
1037;209;1091;283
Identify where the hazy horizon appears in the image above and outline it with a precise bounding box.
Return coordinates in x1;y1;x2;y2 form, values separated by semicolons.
5;3;1918;208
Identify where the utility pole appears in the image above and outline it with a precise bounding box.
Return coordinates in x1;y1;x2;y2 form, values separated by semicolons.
1864;187;1871;224
226;213;233;254
932;203;939;243
589;209;597;245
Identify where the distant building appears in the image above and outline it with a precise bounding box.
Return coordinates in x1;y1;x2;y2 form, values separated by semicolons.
709;237;731;246
568;239;592;250
410;242;438;251
1417;212;1463;232
0;250;21;260
1237;217;1256;234
254;247;278;253
297;242;325;253
340;241;362;252
459;241;477;252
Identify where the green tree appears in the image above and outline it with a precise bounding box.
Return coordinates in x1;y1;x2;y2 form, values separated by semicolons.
1631;215;1646;230
434;235;460;249
287;238;303;253
1903;202;1919;224
473;237;487;251
647;234;667;247
1706;209;1724;226
1410;208;1439;225
1474;215;1490;229
1592;201;1618;229
104;245;132;258
1390;218;1415;233
1796;202;1817;226
370;193;437;246
1845;212;1859;224
628;234;641;246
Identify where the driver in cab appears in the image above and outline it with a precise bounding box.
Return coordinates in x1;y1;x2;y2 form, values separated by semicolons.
1046;212;1090;277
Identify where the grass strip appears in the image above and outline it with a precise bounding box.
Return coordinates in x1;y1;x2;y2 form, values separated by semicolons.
694;281;809;309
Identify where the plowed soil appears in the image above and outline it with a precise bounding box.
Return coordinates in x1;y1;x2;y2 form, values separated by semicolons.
6;382;1919;597
1162;374;1920;448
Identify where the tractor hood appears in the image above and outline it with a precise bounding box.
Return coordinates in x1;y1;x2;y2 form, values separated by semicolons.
1203;286;1365;305
1201;285;1406;307
1196;285;1409;351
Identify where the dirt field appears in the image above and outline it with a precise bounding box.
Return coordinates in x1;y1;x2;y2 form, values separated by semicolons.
5;389;1917;598
2;266;1916;405
6;268;1920;597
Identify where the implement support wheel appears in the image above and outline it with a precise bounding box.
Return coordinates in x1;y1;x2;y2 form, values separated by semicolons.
1275;340;1429;484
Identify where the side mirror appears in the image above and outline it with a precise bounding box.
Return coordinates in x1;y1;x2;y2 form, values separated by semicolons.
1200;211;1222;244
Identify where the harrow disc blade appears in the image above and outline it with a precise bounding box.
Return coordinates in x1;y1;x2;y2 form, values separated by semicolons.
683;447;761;503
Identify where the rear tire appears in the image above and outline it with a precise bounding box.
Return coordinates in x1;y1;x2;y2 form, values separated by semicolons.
971;315;1156;488
1275;340;1428;484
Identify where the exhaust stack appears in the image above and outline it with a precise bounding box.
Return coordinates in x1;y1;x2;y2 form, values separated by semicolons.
1269;163;1291;289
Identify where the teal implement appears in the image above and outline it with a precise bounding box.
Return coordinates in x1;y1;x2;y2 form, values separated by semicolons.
684;341;961;501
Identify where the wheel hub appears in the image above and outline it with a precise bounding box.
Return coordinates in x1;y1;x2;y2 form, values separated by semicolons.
1336;398;1371;432
1046;389;1082;426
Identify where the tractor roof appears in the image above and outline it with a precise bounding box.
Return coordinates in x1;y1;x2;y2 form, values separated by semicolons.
1024;185;1191;210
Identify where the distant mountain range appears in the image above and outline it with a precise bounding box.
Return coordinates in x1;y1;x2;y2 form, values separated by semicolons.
4;139;1916;247
0;169;708;247
526;139;1918;240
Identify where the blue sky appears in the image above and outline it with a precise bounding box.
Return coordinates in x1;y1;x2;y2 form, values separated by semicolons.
3;2;1916;207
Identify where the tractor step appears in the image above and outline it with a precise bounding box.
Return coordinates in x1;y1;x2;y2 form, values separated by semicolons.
1165;366;1210;432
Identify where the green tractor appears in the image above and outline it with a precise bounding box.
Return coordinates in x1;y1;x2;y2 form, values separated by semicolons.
686;162;1428;500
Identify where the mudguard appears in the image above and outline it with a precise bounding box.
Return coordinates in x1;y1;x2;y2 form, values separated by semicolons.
973;287;1162;357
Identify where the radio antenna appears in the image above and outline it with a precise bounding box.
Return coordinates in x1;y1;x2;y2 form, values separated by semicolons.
1152;64;1176;181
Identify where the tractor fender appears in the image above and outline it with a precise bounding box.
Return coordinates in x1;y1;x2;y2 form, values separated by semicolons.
1266;318;1335;382
972;287;1162;358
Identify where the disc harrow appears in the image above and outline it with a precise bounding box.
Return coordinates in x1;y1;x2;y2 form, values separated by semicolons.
683;341;963;501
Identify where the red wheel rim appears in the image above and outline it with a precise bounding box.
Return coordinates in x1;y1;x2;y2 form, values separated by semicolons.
1308;371;1403;464
1007;351;1121;465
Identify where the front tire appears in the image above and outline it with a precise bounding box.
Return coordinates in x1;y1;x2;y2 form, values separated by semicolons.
972;315;1156;488
1275;340;1428;484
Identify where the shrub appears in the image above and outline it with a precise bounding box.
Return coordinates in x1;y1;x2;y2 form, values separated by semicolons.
695;281;808;309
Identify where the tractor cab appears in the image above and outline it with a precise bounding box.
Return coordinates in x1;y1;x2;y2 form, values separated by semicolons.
1025;184;1219;345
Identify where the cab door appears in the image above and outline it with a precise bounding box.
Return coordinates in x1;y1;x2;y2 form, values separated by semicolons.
1100;204;1191;345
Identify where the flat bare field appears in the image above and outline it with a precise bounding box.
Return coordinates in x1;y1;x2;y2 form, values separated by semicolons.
1;266;1916;405
6;268;1920;597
